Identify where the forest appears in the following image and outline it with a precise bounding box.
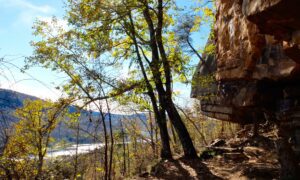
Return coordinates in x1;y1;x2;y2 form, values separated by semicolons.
1;0;300;179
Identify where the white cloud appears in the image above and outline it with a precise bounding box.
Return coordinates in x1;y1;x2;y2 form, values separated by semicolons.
0;63;62;101
2;0;54;13
1;84;58;102
0;0;56;27
0;79;62;101
16;11;36;26
38;16;69;32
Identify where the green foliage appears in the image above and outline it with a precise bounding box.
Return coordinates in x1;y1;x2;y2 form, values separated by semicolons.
204;43;216;55
178;103;239;151
4;0;237;179
199;149;216;160
0;99;70;178
28;0;205;108
196;73;215;89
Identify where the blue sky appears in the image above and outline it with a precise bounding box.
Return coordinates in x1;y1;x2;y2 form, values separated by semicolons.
0;0;65;99
0;0;210;107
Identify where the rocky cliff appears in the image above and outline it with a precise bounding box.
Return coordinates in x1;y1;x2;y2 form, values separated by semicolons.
192;0;300;178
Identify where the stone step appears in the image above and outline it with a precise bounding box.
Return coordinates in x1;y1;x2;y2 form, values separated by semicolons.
223;153;249;162
243;146;265;158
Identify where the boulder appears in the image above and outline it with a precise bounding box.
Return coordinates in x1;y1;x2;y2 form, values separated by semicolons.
243;146;265;159
223;152;249;162
210;139;226;147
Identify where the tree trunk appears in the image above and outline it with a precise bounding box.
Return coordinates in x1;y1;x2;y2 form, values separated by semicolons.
155;122;159;157
170;121;177;145
120;120;126;176
4;168;12;180
107;109;114;180
128;12;172;159
148;111;156;157
36;135;44;180
100;110;109;180
126;138;130;176
157;108;172;159
74;120;80;178
164;99;198;158
142;2;198;159
36;154;44;180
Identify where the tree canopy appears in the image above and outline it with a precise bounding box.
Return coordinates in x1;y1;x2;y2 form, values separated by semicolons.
29;0;214;160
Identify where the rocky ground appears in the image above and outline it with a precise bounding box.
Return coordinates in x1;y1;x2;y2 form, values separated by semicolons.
137;124;280;180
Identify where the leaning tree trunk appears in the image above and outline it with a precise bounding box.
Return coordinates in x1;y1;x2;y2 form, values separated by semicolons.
164;97;198;158
128;12;172;159
142;4;198;159
157;108;172;159
154;0;198;159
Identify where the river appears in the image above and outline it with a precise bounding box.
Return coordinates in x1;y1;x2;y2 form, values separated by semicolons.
47;143;104;158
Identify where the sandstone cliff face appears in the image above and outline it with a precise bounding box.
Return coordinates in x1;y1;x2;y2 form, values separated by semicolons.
192;1;300;177
243;0;300;68
215;0;264;80
192;0;300;121
215;0;298;81
243;0;300;44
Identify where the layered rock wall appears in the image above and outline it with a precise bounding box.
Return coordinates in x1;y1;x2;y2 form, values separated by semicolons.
192;0;300;178
215;0;298;81
192;0;300;122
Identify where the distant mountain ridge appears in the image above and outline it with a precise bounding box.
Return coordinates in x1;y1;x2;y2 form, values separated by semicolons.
0;88;146;143
0;88;38;109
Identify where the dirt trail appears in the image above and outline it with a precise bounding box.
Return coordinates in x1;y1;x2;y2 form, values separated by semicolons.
137;126;280;180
